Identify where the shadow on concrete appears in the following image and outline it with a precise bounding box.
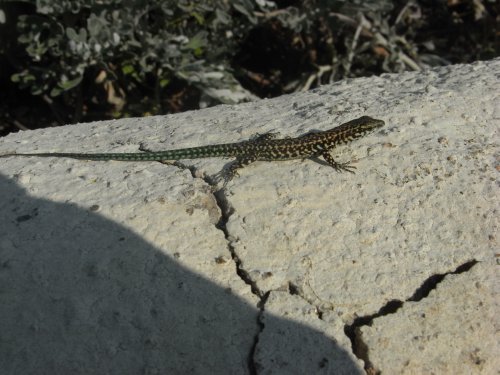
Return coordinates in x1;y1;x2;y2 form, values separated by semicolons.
0;174;362;374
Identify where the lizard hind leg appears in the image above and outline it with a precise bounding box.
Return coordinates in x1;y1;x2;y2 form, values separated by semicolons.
215;155;259;187
321;151;357;174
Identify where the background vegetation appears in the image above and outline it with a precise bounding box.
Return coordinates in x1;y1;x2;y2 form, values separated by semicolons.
0;0;498;135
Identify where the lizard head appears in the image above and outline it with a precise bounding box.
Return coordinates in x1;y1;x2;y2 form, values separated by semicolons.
329;116;385;142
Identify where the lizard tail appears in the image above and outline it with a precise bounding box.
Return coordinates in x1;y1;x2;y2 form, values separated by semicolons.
0;143;242;161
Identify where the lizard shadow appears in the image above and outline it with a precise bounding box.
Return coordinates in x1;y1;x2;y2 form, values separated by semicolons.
0;174;363;374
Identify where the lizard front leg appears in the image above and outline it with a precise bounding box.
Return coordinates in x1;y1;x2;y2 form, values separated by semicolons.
321;151;356;173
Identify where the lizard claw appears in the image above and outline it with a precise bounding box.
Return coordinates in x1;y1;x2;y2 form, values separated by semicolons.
213;168;238;188
335;162;357;174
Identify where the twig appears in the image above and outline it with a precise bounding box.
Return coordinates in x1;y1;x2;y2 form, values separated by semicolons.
343;13;368;78
301;65;333;91
13;119;29;131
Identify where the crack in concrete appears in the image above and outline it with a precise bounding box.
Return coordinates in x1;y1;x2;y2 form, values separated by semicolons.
288;281;324;319
211;187;263;298
407;260;478;302
164;164;482;374
211;187;267;375
190;168;266;375
171;162;483;374
344;259;479;374
248;292;270;375
155;160;267;374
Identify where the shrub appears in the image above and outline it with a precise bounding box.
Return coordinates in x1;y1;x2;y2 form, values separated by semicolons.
1;0;276;121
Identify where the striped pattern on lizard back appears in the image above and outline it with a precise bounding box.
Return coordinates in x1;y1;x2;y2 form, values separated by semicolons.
239;116;384;161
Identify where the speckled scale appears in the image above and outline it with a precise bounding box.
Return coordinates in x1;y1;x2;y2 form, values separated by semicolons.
1;116;385;164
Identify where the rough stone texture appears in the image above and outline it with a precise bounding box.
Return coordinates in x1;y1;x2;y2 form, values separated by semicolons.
254;291;365;374
226;60;498;321
0;161;259;374
360;261;498;374
0;58;498;374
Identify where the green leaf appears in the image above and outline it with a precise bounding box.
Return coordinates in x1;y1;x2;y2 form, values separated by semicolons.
49;87;62;97
59;75;83;90
66;27;78;40
159;78;170;87
122;64;135;75
191;12;204;25
185;31;206;51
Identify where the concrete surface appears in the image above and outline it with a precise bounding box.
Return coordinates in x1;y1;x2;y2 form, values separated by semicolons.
0;58;498;374
359;261;497;374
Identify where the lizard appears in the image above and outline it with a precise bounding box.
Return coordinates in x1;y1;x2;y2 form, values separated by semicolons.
0;116;385;184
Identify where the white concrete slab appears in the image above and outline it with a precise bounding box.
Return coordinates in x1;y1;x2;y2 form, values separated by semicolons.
1;58;498;374
360;261;499;374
